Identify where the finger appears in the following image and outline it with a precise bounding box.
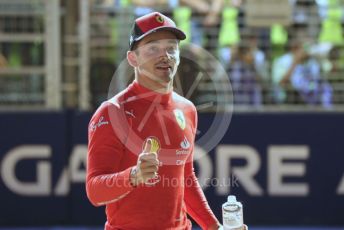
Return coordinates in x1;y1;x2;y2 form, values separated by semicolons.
140;159;159;168
143;139;152;153
140;152;158;162
140;161;159;169
141;170;157;177
141;152;158;159
140;165;159;173
141;166;159;173
140;158;159;166
141;163;158;171
140;156;159;164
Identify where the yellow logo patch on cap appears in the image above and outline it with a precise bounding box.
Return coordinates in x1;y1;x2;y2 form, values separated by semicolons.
156;15;164;23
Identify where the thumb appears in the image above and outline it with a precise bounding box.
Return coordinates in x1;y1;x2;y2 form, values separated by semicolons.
143;139;152;153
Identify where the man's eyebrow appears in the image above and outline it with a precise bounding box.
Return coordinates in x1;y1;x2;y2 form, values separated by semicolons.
168;39;178;44
145;40;159;45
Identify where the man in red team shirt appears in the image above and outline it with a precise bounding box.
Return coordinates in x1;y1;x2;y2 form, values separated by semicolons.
87;11;247;230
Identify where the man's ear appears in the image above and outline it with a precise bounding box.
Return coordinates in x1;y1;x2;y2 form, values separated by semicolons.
127;51;138;67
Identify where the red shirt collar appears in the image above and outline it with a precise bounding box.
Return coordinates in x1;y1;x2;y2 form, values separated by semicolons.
128;81;172;105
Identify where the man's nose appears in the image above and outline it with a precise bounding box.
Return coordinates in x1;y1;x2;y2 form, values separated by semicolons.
159;49;168;58
157;48;170;58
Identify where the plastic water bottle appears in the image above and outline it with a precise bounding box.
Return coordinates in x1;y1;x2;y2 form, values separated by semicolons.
222;195;243;230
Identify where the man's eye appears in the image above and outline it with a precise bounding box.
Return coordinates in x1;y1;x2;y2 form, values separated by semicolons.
167;47;175;53
167;47;176;53
148;46;159;52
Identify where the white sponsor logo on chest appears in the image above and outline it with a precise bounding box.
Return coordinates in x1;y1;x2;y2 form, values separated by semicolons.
176;136;191;155
89;116;109;131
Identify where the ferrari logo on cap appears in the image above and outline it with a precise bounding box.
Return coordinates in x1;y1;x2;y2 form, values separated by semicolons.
174;109;186;130
156;15;164;23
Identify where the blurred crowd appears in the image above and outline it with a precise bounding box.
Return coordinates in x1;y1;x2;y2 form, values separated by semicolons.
90;0;344;109
0;0;343;109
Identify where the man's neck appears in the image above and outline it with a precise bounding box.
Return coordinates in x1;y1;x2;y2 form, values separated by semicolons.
136;75;173;94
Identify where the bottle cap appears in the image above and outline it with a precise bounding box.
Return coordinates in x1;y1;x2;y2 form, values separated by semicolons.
228;195;237;203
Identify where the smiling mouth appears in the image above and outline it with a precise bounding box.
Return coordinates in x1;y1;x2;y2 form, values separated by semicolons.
156;65;172;71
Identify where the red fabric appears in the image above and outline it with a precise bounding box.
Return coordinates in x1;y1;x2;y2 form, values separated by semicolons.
184;153;219;230
86;81;218;230
136;12;175;33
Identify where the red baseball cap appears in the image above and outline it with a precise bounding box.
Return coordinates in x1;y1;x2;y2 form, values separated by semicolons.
129;12;186;50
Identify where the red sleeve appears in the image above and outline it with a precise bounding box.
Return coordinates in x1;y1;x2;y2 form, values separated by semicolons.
86;102;134;207
184;107;219;230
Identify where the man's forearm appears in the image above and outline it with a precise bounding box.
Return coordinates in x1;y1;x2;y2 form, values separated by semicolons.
86;167;134;206
184;172;219;229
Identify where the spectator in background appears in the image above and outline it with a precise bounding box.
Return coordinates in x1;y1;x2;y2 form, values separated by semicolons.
219;28;266;106
222;43;263;106
0;53;7;67
272;40;333;107
172;0;223;101
0;53;7;98
220;33;268;81
130;0;177;16
326;46;342;74
177;0;223;49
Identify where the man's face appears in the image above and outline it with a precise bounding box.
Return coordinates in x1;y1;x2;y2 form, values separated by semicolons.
132;30;180;86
